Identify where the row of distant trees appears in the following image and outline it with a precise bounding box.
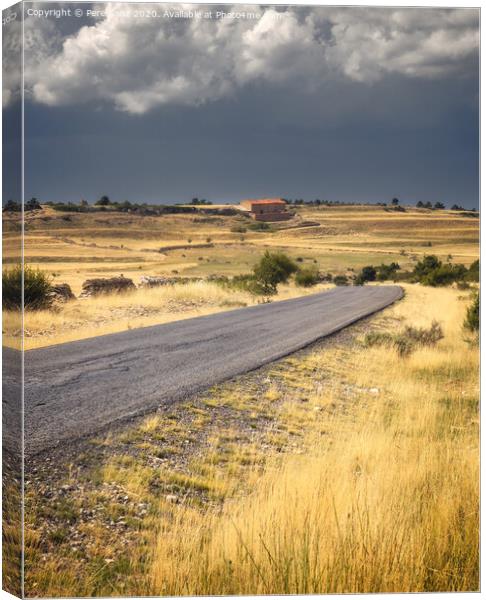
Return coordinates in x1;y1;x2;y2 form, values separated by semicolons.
2;195;478;213
284;197;476;211
3;198;42;212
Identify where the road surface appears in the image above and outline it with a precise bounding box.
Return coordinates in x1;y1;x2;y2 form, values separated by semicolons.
13;285;402;455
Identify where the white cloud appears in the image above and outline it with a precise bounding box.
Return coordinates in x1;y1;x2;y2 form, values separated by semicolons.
2;12;22;108
7;4;479;113
321;8;479;82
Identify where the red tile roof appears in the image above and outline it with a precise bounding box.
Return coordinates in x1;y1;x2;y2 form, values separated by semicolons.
242;198;286;205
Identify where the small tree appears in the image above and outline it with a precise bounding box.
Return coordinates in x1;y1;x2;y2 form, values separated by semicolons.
434;202;445;209
295;267;320;287
356;265;377;285
416;201;424;208
466;259;479;282
3;265;53;310
413;255;441;280
464;293;479;333
25;197;41;211
95;195;110;206
391;198;399;206
421;263;467;287
253;251;298;295
413;255;468;287
377;262;400;281
333;275;348;286
3;199;21;212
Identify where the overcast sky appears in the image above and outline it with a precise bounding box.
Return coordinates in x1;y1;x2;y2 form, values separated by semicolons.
3;2;480;207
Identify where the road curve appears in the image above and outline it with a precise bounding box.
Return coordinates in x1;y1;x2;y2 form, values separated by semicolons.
18;285;402;455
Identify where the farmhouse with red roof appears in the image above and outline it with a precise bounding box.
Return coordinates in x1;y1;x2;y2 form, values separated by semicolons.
239;198;292;222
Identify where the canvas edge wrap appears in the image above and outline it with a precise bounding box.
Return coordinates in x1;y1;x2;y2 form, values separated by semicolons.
2;1;24;597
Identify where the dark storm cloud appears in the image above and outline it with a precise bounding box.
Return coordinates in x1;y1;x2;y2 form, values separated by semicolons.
12;3;479;207
17;4;478;113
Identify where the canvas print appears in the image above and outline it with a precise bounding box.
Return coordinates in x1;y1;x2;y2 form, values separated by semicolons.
2;1;480;597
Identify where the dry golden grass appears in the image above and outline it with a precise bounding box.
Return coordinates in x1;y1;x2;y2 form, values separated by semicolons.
20;280;252;347
22;285;478;596
148;284;479;595
6;280;331;349
4;204;479;288
13;197;478;595
3;203;478;349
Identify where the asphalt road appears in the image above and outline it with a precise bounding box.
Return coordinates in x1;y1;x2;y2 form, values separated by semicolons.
17;285;402;455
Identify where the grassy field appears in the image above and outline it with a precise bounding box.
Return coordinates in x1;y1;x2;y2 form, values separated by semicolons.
2;203;479;348
4;203;479;594
12;280;332;349
4;205;479;288
23;284;479;595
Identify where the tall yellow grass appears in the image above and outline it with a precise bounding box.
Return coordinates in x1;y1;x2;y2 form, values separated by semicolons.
8;280;330;349
149;285;479;594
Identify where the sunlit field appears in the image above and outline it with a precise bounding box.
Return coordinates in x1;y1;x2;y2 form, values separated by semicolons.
3;0;480;595
24;284;479;595
4;205;479;290
149;285;479;595
8;280;331;349
5;202;479;595
2;203;479;348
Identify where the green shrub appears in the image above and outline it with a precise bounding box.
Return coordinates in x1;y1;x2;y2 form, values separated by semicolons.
230;226;247;233
465;259;479;282
464;294;479;333
248;222;271;232
363;331;395;346
25;198;42;211
253;251;298;295
3;199;21;212
51;203;88;213
245;279;273;296
295;267;319;287
413;255;441;279
208;275;230;286
421;264;467;287
364;331;413;357
227;274;255;291
361;266;377;281
364;320;443;357
413;254;469;287
377;262;400;281
333;275;349;286
355;265;376;285
403;321;444;346
2;266;22;310
225;274;269;297
2;265;53;310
